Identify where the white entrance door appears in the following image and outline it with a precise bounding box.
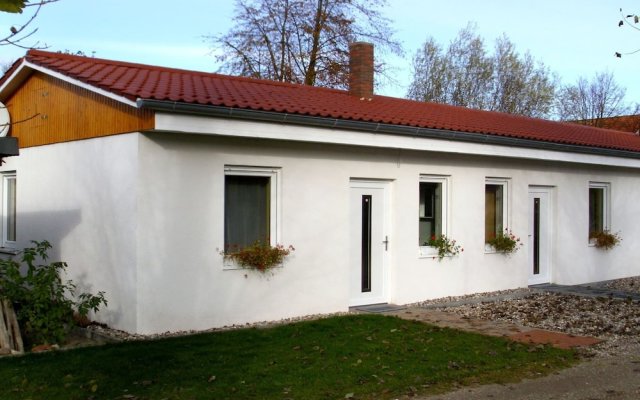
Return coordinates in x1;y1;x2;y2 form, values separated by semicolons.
349;180;390;306
528;187;552;285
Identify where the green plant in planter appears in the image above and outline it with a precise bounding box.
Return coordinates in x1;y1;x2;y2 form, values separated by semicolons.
487;229;523;254
589;230;621;250
0;241;107;347
425;234;463;261
222;241;295;272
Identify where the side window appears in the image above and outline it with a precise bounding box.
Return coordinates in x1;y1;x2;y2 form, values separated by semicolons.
419;175;448;256
485;179;508;248
589;182;609;240
2;172;16;248
224;166;280;251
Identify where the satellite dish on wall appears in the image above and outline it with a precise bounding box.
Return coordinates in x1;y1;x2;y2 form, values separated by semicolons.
0;102;9;137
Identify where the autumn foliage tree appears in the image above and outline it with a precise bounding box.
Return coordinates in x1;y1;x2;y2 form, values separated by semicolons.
207;0;402;89
406;24;557;118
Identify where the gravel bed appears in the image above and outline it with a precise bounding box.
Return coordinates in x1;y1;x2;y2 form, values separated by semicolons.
413;287;535;308
438;293;640;336
603;276;640;294
431;290;640;357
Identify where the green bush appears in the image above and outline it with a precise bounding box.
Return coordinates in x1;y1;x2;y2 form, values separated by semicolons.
487;229;523;254
0;241;107;346
425;234;463;261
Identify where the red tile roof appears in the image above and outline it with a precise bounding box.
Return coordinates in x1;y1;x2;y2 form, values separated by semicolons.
6;50;640;153
583;115;640;134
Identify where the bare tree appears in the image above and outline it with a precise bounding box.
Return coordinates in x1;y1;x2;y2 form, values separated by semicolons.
1;0;58;49
407;25;557;118
555;71;633;126
616;8;639;58
207;0;402;89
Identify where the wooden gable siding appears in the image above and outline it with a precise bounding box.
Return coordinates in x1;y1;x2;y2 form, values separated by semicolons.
5;72;154;148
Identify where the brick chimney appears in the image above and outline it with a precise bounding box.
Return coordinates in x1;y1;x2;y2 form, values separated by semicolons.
349;42;374;99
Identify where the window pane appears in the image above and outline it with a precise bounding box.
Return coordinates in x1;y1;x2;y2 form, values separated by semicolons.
485;184;503;242
419;182;442;245
225;175;270;249
5;177;15;242
589;187;604;233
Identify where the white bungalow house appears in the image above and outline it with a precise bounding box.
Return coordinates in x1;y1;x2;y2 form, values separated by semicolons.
0;45;639;334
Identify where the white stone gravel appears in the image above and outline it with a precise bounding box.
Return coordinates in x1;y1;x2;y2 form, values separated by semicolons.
603;276;640;294
427;290;640;357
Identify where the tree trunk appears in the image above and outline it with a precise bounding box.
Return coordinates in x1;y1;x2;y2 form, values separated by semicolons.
304;0;324;86
0;299;23;354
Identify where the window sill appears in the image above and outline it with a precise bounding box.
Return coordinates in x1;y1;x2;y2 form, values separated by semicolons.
223;260;283;271
418;246;457;259
0;247;19;255
418;246;437;258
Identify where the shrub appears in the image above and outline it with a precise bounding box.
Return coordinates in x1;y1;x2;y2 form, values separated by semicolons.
426;234;463;261
222;241;295;272
0;241;107;346
487;229;523;254
589;230;621;250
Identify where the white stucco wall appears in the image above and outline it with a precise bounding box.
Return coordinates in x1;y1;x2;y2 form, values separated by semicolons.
131;124;640;333
0;134;139;332
134;133;353;333
3;119;640;334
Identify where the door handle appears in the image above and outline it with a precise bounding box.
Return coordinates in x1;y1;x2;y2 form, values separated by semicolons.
382;235;389;251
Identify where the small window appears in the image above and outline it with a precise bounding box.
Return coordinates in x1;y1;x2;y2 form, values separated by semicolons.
485;179;508;248
2;172;16;248
224;166;280;251
419;175;448;256
589;182;609;241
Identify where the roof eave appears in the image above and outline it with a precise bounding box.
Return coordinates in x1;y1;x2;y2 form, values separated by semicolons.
0;60;31;102
138;99;640;161
0;59;138;107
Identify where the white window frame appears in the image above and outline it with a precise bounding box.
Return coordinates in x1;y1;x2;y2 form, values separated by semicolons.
223;166;281;269
485;178;509;253
418;175;449;258
1;172;16;249
588;181;610;245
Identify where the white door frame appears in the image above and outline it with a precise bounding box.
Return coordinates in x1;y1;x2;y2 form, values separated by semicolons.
349;180;391;306
528;186;553;285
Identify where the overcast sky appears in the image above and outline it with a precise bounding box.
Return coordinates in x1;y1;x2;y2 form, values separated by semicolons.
1;0;638;104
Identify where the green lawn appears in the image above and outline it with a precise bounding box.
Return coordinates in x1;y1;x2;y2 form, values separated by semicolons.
0;314;576;400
